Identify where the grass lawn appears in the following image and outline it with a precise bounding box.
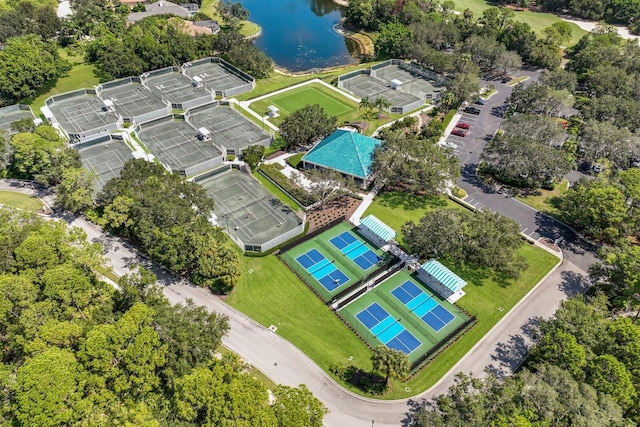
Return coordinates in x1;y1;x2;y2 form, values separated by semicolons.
253;171;303;212
0;191;44;211
451;0;587;45
516;179;569;215
234;62;378;102
27;63;101;116
226;255;375;393
363;191;464;245
249;83;359;127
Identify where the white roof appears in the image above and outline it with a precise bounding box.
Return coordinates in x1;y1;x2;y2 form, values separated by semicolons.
268;105;279;112
198;127;210;136
391;79;402;85
103;99;114;107
193;75;203;83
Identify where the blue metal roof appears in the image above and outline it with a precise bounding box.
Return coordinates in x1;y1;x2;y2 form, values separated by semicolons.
420;259;467;292
359;215;396;242
301;130;381;179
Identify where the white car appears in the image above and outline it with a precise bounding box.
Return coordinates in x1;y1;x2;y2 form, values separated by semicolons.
443;141;457;149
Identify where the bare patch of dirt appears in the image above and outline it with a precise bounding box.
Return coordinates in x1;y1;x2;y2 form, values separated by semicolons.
306;196;361;232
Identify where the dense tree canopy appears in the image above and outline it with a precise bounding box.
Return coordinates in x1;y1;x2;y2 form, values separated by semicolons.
0;208;325;425
372;131;459;194
0;35;70;106
97;159;240;292
403;208;527;277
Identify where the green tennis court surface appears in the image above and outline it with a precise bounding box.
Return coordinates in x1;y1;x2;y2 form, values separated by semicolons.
339;269;471;364
279;222;385;302
271;86;352;116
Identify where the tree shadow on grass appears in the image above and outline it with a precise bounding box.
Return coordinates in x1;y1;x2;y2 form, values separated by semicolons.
442;258;515;288
378;190;448;211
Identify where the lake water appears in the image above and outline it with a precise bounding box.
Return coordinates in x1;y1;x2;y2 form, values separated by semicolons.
240;0;359;72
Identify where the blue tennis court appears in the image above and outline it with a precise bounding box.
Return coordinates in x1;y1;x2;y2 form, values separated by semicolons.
330;231;382;271
356;302;421;354
296;248;349;291
391;280;456;332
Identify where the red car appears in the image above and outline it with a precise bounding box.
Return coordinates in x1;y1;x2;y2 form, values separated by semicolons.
456;122;470;130
451;128;469;137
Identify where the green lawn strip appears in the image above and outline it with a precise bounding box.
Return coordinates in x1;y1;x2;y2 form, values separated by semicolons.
27;63;100;115
0;191;43;211
515;179;568;215
363;192;463;245
508;76;530;86
227;255;374;394
240;20;261;37
253;171;302;212
235;62;379;102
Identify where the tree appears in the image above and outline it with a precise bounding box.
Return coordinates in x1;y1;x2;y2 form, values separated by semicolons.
14;348;86;426
56;167;96;214
0;35;70;105
529;329;586;378
98;159;240;291
173;355;277;425
272;384;327;427
372;131;459;194
375;22;413;59
403;208;527;277
579;120;639;167
586;354;637;409
557;178;627;242
299;168;357;209
482;134;572;188
372;345;410;385
359;96;374;128
374;97;392;118
278;104;337;150
242;144;265;171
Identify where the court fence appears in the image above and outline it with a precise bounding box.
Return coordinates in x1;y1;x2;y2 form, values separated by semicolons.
333;261;404;309
183;57;255;98
277;217;344;254
0;104;34;134
193;164;306;253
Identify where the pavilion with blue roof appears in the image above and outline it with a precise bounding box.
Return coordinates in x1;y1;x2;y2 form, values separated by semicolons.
416;259;467;300
358;214;396;248
301;130;382;185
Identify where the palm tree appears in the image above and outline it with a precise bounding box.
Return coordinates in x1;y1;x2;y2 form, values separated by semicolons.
359;96;373;130
372;345;410;386
374;97;392;119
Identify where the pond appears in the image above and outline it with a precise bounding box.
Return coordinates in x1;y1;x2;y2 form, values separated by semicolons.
240;0;360;72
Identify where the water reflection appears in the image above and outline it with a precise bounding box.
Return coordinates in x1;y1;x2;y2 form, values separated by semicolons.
240;0;359;71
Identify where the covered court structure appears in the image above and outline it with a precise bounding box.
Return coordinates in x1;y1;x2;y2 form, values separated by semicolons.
337;60;448;114
183;57;255;98
96;77;170;125
194;166;305;252
76;135;135;192
45;89;123;143
142;67;214;110
0;105;35;134
187;102;272;156
136;116;224;176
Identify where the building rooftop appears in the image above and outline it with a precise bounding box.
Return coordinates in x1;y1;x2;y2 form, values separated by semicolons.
302;130;381;180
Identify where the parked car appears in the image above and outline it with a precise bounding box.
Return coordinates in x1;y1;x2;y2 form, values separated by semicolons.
475;98;485;105
456;122;470;129
592;163;604;174
451;128;469;137
501;76;512;83
443;141;458;149
464;107;481;115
